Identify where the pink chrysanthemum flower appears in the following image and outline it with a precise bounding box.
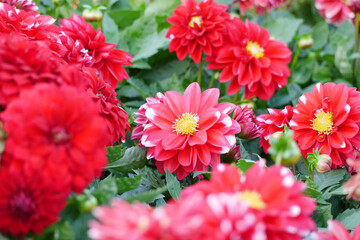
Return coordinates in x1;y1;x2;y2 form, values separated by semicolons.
289;82;360;167
315;0;354;25
257;105;294;153
131;82;240;180
206;18;292;100
166;0;230;64
0;0;38;11
310;220;360;240
181;162;317;239
233;105;262;139
59;14;133;88
343;158;360;201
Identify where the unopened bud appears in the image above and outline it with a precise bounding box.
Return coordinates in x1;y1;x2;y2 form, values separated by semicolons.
350;0;360;13
221;145;242;163
82;9;103;22
298;36;314;49
315;154;332;173
268;130;301;165
77;194;98;212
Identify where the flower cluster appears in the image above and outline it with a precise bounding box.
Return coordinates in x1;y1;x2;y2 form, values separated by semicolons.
167;0;292;100
0;2;133;237
131;82;240;180
88;162;316;240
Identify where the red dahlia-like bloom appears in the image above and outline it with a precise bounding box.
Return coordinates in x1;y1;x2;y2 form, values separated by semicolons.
84;68;130;145
131;82;240;180
310;220;360;240
0;3;66;55
59;14;133;88
88;200;161;240
343;159;360;201
166;0;230;64
289;82;360;167
131;92;165;145
181;162;316;239
1;84;108;193
257;105;294;153
0;0;38;11
0;158;70;237
315;0;354;25
0;34;85;106
206;18;291;100
233;105;262;139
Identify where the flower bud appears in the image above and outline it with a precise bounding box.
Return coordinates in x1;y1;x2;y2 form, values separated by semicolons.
350;0;360;13
268;130;301;165
298;36;313;49
82;9;103;22
222;145;242;163
77;194;98;212
315;154;332;173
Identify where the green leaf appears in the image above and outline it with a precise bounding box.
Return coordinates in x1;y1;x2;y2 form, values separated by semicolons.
166;170;181;199
287;82;303;106
263;18;303;44
312;65;332;83
107;145;125;164
116;174;143;194
313;203;333;227
314;168;348;191
135;166;165;188
303;177;322;198
108;9;142;29
311;21;329;50
236;159;256;173
36;221;75;240
124;186;167;203
335;45;353;79
238;139;250;159
106;146;148;173
144;0;180;17
102;13;120;44
336;209;360;230
132;29;170;61
93;175;118;204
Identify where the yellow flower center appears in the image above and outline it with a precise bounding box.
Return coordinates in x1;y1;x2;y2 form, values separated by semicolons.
246;41;264;59
237;190;266;210
173;112;199;135
311;110;334;135
188;16;202;28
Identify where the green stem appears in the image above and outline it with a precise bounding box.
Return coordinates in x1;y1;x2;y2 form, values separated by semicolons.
208;72;216;88
354;12;360;84
290;46;300;72
275;155;282;166
292;163;296;175
233;92;240;104
197;58;204;85
302;157;314;180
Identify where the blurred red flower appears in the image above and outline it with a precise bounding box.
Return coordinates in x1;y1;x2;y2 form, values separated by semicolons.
166;0;230;64
315;0;354;25
1;83;108;193
310;220;360;240
132;82;240;179
181;162;316;239
0;158;70;237
289;82;360;167
0;0;38;11
206;18;291;100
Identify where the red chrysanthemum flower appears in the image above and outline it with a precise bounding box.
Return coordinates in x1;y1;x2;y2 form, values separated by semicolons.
1;83;108;193
181;162;316;239
0;0;38;11
166;0;230;64
315;0;354;24
59;14;133;88
0;34;85;106
206;18;291;100
131;82;240;179
0;158;70;237
310;220;360;240
257;105;294;153
289;82;360;167
0;3;66;55
233;105;262;139
83;68;130;145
